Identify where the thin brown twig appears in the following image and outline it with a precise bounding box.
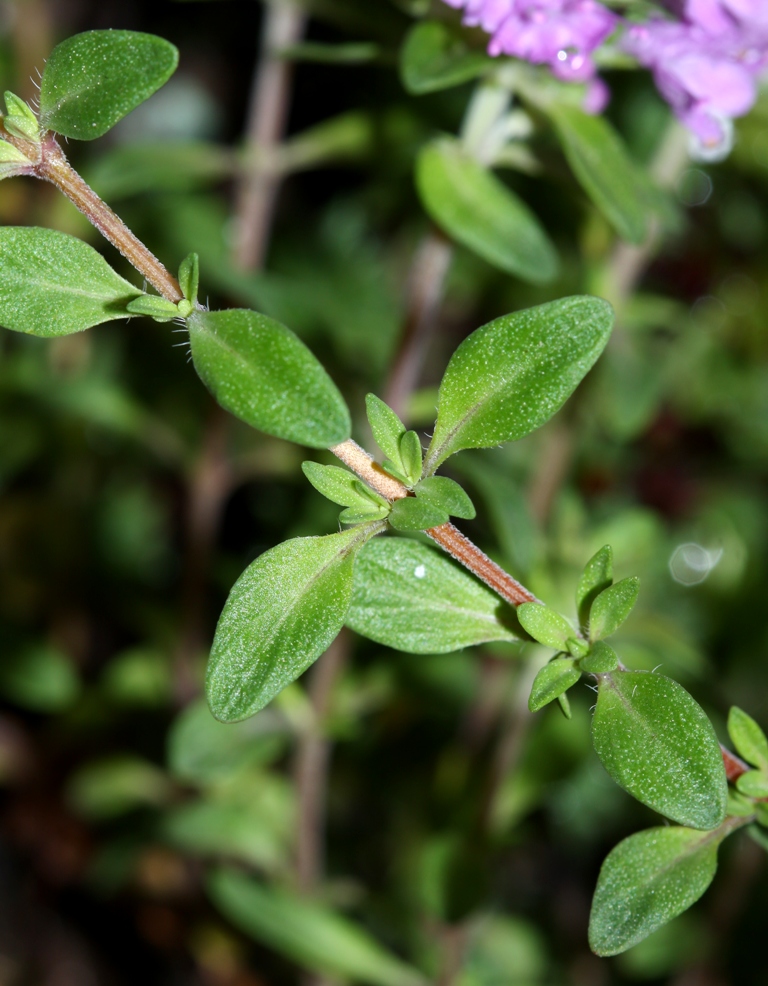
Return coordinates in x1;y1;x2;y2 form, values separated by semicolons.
233;0;307;271
383;228;453;421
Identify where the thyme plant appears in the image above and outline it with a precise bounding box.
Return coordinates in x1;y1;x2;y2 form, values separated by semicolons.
0;7;766;977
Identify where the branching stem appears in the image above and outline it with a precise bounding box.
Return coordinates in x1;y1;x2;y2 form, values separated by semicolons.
330;438;538;607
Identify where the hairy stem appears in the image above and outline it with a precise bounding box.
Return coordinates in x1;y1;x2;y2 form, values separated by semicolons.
35;135;182;301
330;438;538;606
233;0;307;271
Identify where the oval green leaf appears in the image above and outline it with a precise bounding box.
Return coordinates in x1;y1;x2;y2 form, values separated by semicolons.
517;602;575;650
592;671;727;829
416;138;558;283
208;868;426;986
588;576;640;641
39;30;179;140
727;706;768;770
389;496;448;532
400;21;491;95
346;537;518;654
589;820;744;956
207;529;373;722
415;476;475;521
576;544;613;627
424;296;614;473
0;226;142;336
547;103;649;245
188;308;350;449
528;657;581;713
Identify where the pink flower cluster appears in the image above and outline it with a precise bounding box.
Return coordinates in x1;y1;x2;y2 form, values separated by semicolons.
441;0;768;154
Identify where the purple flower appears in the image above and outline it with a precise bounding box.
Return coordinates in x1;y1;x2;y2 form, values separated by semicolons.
442;0;617;108
624;2;768;157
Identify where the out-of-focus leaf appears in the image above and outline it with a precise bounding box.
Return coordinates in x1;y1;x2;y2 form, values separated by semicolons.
207;529;376;722
458;914;547;986
589;819;746;956
88;141;234;199
735;770;768;798
400;21;490;94
167;699;290;784
346;537;518;653
67;756;171;819
187;308;351;448
424;297;613;473
101;648;170;707
0;227;141;336
592;671;727;829
208;868;427;985
0;644;80;712
727;706;768;770
40;30;178;139
278;41;380;63
547;103;649;244
416;138;558;283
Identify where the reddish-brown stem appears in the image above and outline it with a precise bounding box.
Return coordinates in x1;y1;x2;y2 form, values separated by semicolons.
721;743;750;783
32;135;183;302
330;438;539;607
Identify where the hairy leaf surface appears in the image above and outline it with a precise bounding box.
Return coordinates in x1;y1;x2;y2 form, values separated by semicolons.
0;226;141;336
347;538;518;653
207;529;374;722
188;309;350;448
40;30;178;139
592;671;727;829
424;297;613;472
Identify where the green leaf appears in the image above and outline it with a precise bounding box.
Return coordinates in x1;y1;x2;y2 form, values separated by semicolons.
424;297;613;473
589;820;744;956
188;308;350;449
125;295;180;322
208;868;426;986
576;545;613;627
0;644;80;712
557;691;572;719
346;537;518;653
366;393;407;466
88;141;234;199
749;824;768;852
757;803;768;828
0;226;142;336
735;770;768;798
416;138;558;283
3;91;39;141
589;576;640;641
179;252;199;306
399;430;423;485
389;496;447;531
517;602;575;650
303;461;379;509
547;103;649;245
67;756;170;819
414;476;475;520
592;671;727;829
39;30;179;140
0;139;33;174
167;699;289;784
207;529;376;722
579;640;619;674
528;658;581;712
727;706;768;770
400;20;491;95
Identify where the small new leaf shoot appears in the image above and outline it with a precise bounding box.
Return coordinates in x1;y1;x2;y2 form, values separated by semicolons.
589;576;639;642
414;476;475;520
179;252;199;307
126;295;181;322
579;639;618;674
576;544;613;628
3;91;40;142
517;602;575;650
528;657;581;712
399;430;423;486
365;394;406;469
